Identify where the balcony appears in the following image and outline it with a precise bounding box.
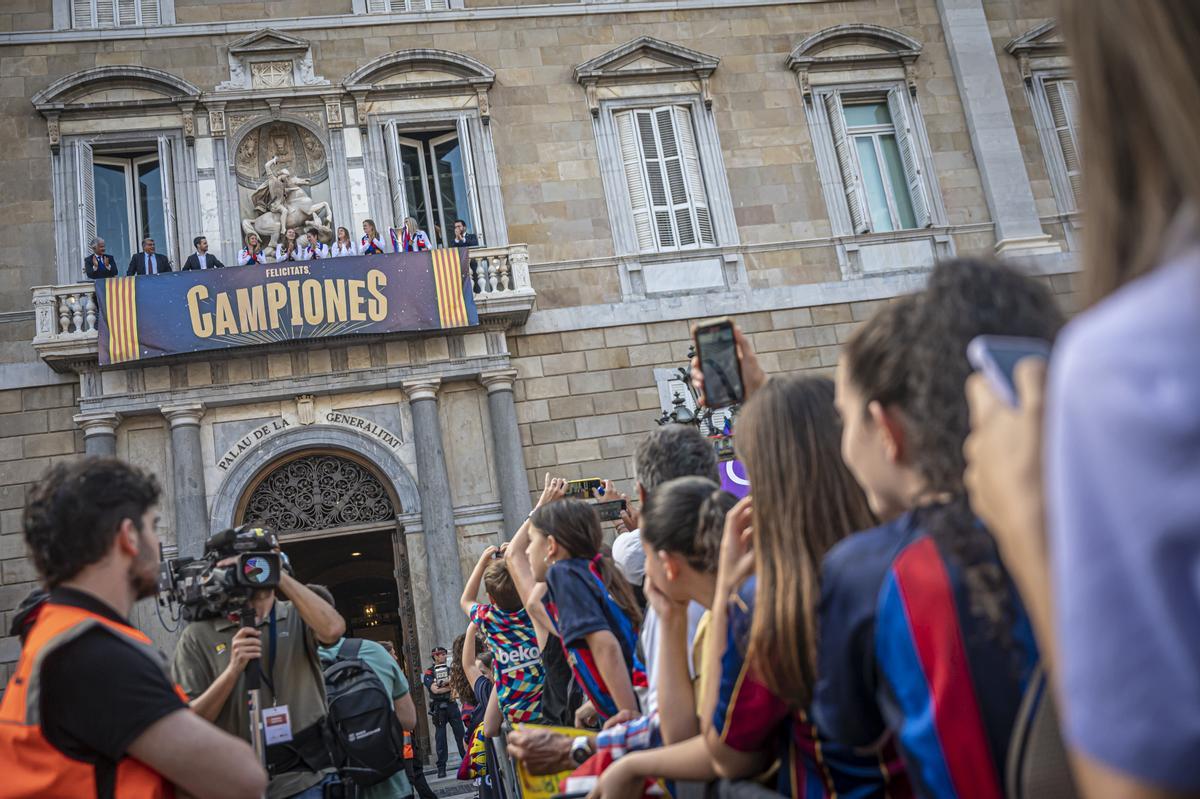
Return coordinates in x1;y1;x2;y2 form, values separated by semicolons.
32;243;535;373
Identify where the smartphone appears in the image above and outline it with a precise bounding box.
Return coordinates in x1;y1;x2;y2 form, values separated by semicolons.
966;335;1051;407
594;499;627;522
694;317;744;408
565;478;605;499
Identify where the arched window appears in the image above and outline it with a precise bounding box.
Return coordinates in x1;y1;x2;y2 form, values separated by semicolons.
241;452;397;534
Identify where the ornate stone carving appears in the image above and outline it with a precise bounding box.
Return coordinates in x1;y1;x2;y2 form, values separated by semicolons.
227;112;256;134
235;121;333;250
208;107;227;137
217;29;330;92
252;61;294;89
325;99;343;128
297;395;316;425
243;454;396;533
46;114;60;152
235;121;328;189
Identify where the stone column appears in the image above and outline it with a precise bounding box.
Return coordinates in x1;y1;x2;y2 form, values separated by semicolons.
161;403;210;560
480;370;531;537
935;0;1060;257
74;411;121;457
404;378;463;649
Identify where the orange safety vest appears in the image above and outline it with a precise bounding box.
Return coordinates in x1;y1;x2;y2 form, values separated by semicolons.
0;601;185;799
403;730;415;759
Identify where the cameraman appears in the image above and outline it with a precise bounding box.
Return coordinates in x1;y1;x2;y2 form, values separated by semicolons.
422;646;465;777
172;534;346;798
1;458;266;799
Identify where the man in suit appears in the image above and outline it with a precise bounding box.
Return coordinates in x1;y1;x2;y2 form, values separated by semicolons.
126;238;171;276
182;236;225;271
450;219;479;248
83;237;118;280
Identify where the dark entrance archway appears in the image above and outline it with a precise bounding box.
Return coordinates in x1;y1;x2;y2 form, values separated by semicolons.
235;449;430;754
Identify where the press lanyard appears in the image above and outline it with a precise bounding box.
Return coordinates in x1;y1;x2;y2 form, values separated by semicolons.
261;604;278;698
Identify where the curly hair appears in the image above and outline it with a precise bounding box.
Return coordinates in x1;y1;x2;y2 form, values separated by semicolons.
845;259;1064;659
449;632;478;704
24;458;160;587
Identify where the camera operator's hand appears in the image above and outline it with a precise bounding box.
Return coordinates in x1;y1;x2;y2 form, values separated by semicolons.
226;627;262;675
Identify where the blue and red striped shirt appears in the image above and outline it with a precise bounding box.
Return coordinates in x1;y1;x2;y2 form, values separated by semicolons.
813;510;1037;799
541;558;646;721
713;577;911;799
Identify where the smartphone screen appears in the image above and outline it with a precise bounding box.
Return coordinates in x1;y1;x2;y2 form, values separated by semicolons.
594;499;627;522
966;335;1051;407
696;322;744;408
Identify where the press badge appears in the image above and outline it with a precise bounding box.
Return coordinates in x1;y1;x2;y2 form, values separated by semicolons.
262;705;294;745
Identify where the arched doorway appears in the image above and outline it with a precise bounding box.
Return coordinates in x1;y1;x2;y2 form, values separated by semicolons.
235;449;429;747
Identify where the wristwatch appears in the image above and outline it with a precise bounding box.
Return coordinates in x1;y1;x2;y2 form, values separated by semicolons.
570;735;593;765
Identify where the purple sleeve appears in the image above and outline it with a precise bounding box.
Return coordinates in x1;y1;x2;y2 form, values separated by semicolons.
1046;302;1200;792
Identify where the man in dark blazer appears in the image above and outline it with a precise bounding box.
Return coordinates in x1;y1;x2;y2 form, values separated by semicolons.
126;238;171;276
450;219;479;247
182;236;226;271
83;237;119;280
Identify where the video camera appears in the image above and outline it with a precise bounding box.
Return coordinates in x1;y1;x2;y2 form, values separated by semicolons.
158;525;284;621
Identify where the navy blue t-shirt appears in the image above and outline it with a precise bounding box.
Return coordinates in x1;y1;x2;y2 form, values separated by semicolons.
813;510;1036;799
541;558;644;720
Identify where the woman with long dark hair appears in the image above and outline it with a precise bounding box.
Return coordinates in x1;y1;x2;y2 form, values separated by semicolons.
525;499;643;724
817;260;1063;798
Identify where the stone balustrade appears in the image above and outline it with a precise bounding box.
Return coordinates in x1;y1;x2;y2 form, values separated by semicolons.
31;242;535;371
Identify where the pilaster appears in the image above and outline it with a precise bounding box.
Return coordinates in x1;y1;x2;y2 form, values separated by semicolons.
161;402;210;559
480;370;530;537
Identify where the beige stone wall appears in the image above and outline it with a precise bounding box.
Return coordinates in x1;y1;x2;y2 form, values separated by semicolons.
508;274;1080;505
175;0;354;24
0;0;52;33
0;382;85;684
0;0;1001;316
981;1;1061;217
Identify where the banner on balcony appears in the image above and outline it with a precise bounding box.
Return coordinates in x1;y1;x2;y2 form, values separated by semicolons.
95;249;478;366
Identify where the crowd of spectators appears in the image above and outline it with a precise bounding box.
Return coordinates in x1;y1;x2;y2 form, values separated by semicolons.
83;217;478;280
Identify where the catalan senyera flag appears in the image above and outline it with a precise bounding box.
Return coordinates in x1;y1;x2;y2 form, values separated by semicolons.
94;248;478;365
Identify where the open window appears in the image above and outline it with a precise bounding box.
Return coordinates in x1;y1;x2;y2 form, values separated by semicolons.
788;25;949;277
345;50;504;249
34;66;199;282
1007;23;1081;216
383;120;483;247
74;137;178;276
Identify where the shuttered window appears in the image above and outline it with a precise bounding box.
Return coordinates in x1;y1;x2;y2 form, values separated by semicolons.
366;0;450;11
823;88;932;234
1044;78;1081;209
614;105;716;253
72;0;158;27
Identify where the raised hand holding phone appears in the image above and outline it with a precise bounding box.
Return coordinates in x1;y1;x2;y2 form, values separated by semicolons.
690;319;766;407
966;335;1050;407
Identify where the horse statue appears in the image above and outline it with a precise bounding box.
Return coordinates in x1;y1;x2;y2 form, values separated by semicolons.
242;158;333;250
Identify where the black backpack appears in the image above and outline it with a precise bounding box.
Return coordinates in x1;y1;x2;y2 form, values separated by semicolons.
322;638;407;787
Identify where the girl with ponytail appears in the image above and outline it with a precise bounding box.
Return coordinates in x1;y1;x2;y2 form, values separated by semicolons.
526;499;644;723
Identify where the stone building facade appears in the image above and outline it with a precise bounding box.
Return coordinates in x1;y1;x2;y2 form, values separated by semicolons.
0;0;1081;687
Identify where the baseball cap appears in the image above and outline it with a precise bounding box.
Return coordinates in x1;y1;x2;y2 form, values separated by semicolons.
611;529;645;586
